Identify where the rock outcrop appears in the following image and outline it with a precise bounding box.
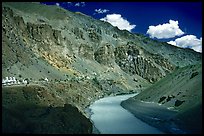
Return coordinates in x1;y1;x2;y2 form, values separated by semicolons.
114;43;175;82
94;43;115;66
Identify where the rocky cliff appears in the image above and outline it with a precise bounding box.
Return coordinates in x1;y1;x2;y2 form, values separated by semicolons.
2;2;202;134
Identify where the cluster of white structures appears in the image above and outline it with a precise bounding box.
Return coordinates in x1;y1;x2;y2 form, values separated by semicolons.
2;77;49;86
2;77;28;86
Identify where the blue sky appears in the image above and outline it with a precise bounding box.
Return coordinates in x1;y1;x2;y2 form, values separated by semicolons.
41;2;202;53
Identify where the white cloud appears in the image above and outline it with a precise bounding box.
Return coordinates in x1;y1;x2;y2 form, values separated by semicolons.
95;8;109;14
75;2;85;7
81;2;85;5
75;3;80;6
100;14;136;32
167;35;202;53
147;20;184;39
56;3;59;6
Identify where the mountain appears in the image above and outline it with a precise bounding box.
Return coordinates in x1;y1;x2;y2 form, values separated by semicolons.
2;2;202;134
121;64;202;133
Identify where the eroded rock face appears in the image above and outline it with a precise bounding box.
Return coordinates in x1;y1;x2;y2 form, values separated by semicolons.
78;44;94;60
114;44;175;82
94;43;115;65
26;23;62;45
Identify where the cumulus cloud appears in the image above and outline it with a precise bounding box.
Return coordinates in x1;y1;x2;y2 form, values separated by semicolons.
100;14;136;32
75;2;85;7
94;8;109;14
147;20;184;39
167;35;202;52
75;3;80;6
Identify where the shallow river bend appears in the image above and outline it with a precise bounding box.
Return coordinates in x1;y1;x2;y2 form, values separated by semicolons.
88;93;164;134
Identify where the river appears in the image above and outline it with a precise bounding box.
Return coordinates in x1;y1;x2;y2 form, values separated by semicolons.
88;93;164;134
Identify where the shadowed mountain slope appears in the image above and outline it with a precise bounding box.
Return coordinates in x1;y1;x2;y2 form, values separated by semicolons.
121;64;202;134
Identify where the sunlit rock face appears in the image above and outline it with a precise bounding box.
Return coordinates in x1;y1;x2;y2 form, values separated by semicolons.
114;43;175;83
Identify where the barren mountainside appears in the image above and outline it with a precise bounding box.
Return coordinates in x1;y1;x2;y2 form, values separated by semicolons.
121;63;202;133
2;2;201;83
2;2;202;134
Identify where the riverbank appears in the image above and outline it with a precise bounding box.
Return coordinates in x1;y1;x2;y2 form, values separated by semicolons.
121;98;186;134
121;98;202;134
121;64;202;134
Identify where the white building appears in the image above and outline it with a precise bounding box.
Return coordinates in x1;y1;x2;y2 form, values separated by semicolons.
22;79;28;84
2;76;32;86
44;78;48;82
2;79;6;85
2;76;19;86
13;77;17;84
17;80;21;85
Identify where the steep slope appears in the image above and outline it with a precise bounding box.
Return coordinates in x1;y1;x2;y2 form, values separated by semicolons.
2;2;150;93
121;64;202;134
2;82;100;134
2;2;201;83
2;2;202;134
